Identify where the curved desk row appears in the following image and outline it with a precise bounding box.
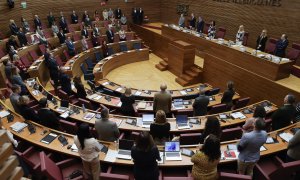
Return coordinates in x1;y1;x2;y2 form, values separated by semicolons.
26;78;276;133
0;100;295;167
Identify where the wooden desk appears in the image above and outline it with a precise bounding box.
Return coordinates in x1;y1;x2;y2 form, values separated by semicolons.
0;100;293;167
161;25;294;81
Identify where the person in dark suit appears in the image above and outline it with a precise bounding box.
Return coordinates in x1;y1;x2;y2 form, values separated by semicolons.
6;36;19;53
274;34;289;57
82;11;89;22
9;19;19;35
272;94;296;130
137;8;144;25
84;14;92;28
150;110;170;145
17;28;28;47
200;116;222;144
46;53;60;87
221;81;235;109
101;40;108;57
71;10;78;24
131;131;161;180
73;76;87;99
18;96;40;123
34;15;42;30
91;32;99;47
106;27;114;43
59;16;69;34
196;16;204;33
153;84;172;117
38;98;60;130
65;36;76;56
120;87;136;116
115;8;122;19
132;8;138;24
256;29;268;52
189;13;196;29
81;26;89;38
59;69;72;95
57;29;66;44
47;12;55;28
193;88;209;116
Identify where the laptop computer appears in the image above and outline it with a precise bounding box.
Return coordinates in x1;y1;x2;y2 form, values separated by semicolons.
164;141;182;161
116;139;134;160
176;115;190;129
57;100;69;112
173;99;184;109
142;114;154;128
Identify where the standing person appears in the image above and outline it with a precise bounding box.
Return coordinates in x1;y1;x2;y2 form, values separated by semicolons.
51;22;59;37
84;14;92;28
21;17;30;33
17;28;28;47
108;8;113;19
237;118;267;177
11;67;27;95
191;134;221;180
34;15;42;30
81;35;88;51
57;29;66;44
201;116;221;144
153;84;172;117
221;81;235;109
189;13;196;29
118;28;126;41
59;15;69;33
46;52;60;87
65;36;76;56
94;10;100;21
137;8;144;25
150;110;170;145
10;84;21;114
9;19;19;35
106;27;114;43
74;123;101;180
207;21;216;39
274;34;289;57
115;8;122;19
101;40;108;58
196;16;204;33
192;87;209;116
82;11;89;22
102;9;109;21
47;12;55;28
256;29;268;51
73;76;87;99
18;95;40;123
120;87;136;116
59;69;72;95
236;25;245;43
131;131;161;180
242;105;266;132
81;26;89;38
178;14;185;28
132;8;138;24
71;10;79;24
93;24;100;37
120;14;127;25
37;98;60;130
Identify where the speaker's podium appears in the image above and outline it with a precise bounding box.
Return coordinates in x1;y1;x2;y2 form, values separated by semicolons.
156;40;202;86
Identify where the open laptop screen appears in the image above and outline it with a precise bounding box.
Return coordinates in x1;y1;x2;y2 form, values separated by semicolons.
165;141;180;152
119;139;134;150
142;114;154;122
176;115;188;124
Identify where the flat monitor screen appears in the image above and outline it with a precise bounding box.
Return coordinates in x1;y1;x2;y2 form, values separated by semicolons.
165;141;180;152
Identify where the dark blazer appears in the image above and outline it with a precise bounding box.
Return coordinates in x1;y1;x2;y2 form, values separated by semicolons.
275;39;289;57
47;15;55;27
193;95;210;116
65;40;75;56
115;9;122;19
19;105;40;123
60;73;72;94
71;14;78;24
38;108;60;130
137;10;144;25
131;146;160;180
196;20;204;33
57;32;66;44
47;58;59;84
150;123;170;141
74;83;87;99
189;17;196;28
272;104;296;130
17;31;28;47
9;23;19;35
256;35;268;52
153;91;172;114
221;89;235;107
81;29;89;38
106;30;114;43
132;10;138;24
120;95;135;116
82;14;88;22
59;18;68;33
34;18;42;29
6;39;19;52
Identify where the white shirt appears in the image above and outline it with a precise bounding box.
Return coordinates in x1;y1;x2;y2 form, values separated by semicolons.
74;136;102;162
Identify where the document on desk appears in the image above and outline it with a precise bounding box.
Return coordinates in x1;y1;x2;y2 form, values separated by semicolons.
71;144;78;152
0;110;10;118
60;111;70;118
137;102;147;109
83;113;95;120
180;90;187;95
102;82;109;86
134;91;142;96
110;118;123;127
115;87;123;92
230;112;246;119
279;132;294;142
104;149;118;162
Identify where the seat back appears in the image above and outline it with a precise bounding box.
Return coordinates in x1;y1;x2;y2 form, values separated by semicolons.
87;39;93;49
216;27;226;39
72;33;80;41
43;30;52;38
219;172;251;180
126;33;134;40
180;133;202;145
85;58;94;69
242;32;249;46
29;50;39;61
234;97;250;110
120;43;128;52
0;48;6;58
265;38;278;54
55;55;64;67
291;66;300;78
287;43;300;60
221;127;243;141
40;152;63;180
121;25;128;31
114;34;120;42
205;88;220;96
79;98;94;110
38;44;46;54
209;103;227;114
95;51;103;62
58;89;69;100
59;119;78;134
20;55;31;67
80;63;87;74
133;42;142;50
108;47;114;56
63;50;71;60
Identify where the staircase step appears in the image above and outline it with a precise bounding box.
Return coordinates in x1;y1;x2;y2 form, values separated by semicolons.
155;64;167;71
185;70;199;78
292;65;300;78
180;73;193;81
175;77;189;86
159;60;168;66
190;66;202;73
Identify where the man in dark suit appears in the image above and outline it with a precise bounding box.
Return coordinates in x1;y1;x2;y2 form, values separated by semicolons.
256;29;268;52
196;17;204;33
38;98;60;130
82;11;89;22
71;10;78;24
34;15;42;30
132;8;138;24
46;52;60;87
19;95;40;123
274;34;289;57
47;12;55;28
106;27;114;43
57;29;66;44
59;69;72;95
9;20;19;35
81;26;89;38
59;16;69;34
193;88;209;116
65;36;76;56
137;8;144;25
115;8;122;19
189;13;196;29
153;84;172;117
17;28;28;47
272;94;297;130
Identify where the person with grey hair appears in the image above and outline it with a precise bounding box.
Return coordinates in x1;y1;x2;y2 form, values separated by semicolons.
153;83;172;117
178;13;185;27
94;108;120;142
10;84;21;114
192;86;209;116
272;94;296;130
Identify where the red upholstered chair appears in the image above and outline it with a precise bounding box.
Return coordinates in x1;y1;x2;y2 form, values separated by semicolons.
73;33;81;41
180;133;202;145
209;104;227;114
14;146;42;172
40;151;84;180
103;21;109;29
87;39;93;49
58;89;79;105
29;50;39;61
101;166;130;180
59;119;78;134
121;25;128;31
78;98;101;111
287;43;300;60
219;172;251;180
216;27;226;39
55;55;65;66
233;97;250;110
69;25;75;33
265;38;278;54
38;44;46;54
221;127;243;141
43;30;52;39
126;33;134;40
291;66;300;78
203;23;210;34
0;48;6;58
63;50;71;60
242;32;249;46
205;88;220;96
20;55;32;68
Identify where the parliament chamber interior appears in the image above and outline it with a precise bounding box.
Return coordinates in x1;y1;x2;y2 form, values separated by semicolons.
1;0;300;179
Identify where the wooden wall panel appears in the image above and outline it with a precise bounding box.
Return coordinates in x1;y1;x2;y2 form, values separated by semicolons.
160;0;300;48
0;0;161;37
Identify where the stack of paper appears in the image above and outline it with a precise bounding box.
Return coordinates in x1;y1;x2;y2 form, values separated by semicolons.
137;102;147;109
279;132;294;142
135;91;142;96
221;150;239;160
230;112;246;119
71;144;78;152
0;110;10;118
115;87;123;92
83;113;95;120
102;82;109;86
180;90;187;95
104;149;118;162
10;122;28;132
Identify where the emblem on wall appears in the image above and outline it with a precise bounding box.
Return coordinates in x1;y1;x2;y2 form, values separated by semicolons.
176;4;189;15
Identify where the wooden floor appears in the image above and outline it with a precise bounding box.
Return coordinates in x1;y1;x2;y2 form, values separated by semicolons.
106;53;204;90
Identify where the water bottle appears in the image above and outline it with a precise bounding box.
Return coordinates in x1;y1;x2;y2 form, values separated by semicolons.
82;104;86;113
114;139;119;151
